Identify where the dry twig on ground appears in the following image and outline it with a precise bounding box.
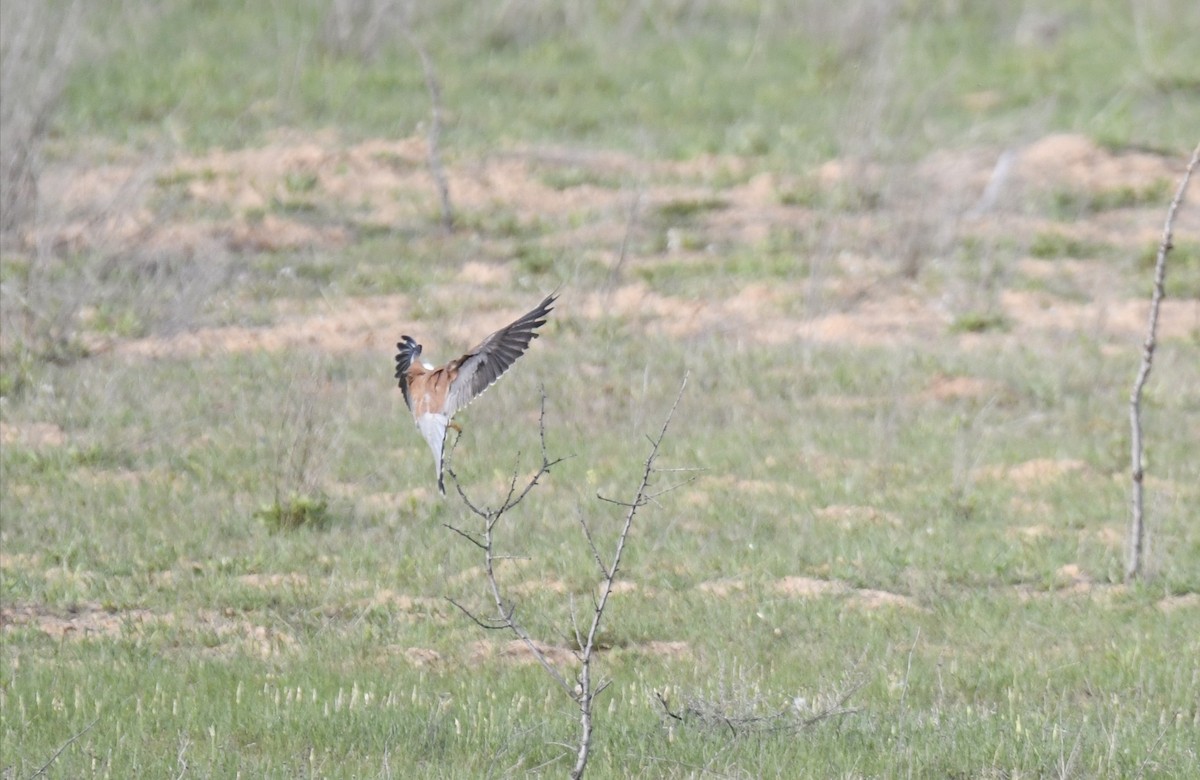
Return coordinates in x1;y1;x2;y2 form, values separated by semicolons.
655;658;866;739
1126;142;1199;581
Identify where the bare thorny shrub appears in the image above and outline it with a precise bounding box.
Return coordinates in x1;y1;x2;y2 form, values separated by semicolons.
0;1;87;237
256;362;341;532
1;4;231;397
821;3;1027;319
1;2;88;391
444;377;691;779
319;0;407;62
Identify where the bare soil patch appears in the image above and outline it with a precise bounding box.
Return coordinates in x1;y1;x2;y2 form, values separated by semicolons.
0;600;296;656
772;576;850;598
919;374;999;403
1156;593;1200;613
814;505;904;529
976;458;1092;488
769;576;923;611
0;600;159;640
238;572;310;589
360;589;446;616
469;638;577;667
1011;133;1180;195
632;640;691;661
848;589;923;611
401;646;444;667
0;421;66;448
697;579;747;598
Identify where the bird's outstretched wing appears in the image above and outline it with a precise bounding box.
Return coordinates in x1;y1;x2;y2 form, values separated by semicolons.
444;294;556;416
394;335;423;411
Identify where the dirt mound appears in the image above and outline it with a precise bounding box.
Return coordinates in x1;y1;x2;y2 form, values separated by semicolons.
814;505;903;529
920;374;998;403
849;589;922;610
469;638;577;667
976;458;1092;488
0;601;296;657
1012;133;1179;195
772;576;849;598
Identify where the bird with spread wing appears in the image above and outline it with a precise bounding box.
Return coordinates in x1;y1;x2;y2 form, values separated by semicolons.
395;294;556;494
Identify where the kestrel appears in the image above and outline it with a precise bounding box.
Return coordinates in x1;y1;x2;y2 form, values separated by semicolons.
395;294;556;494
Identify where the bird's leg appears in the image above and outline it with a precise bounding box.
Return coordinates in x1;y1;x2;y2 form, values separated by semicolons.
447;421;464;450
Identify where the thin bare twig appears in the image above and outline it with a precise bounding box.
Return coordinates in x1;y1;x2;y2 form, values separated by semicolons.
895;627;920;743
569;373;688;779
605;188;643;291
1127;142;1199;581
1;1;87;237
577;514;611;579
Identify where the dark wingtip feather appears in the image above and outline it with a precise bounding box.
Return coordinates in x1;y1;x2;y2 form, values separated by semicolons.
518;293;557;338
395;336;422;410
395;336;421;379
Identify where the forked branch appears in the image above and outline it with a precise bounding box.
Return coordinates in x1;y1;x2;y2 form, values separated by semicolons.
444;392;572;694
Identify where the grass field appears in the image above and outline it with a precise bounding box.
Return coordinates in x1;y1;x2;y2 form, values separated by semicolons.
3;1;1199;777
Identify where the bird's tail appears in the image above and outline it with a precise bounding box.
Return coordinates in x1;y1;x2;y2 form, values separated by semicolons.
416;413;450;497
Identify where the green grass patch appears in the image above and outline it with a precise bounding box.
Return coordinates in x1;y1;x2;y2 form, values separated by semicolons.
255;495;332;533
1049;179;1174;219
652;197;730;224
1029;230;1109;259
41;1;1200;163
535;165;624;191
951;311;1009;334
